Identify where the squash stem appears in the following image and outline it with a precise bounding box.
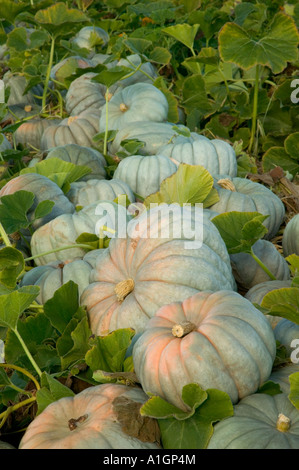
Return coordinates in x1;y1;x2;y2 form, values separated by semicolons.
248;65;259;155
24;243;93;263
0;396;36;430
0;222;12;247
250;248;277;281
103;88;110;156
0;363;40;393
13;329;43;378
42;35;55;112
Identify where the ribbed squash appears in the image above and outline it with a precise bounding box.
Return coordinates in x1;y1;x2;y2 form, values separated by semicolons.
0;173;74;231
71;26;109;57
230;239;290;289
133;290;276;409
282;214;299;257
80;206;237;336
109;121;188;156
112;154;178;198
30;201;132;265
15;118;61;150
207;392;299;449
99;83;169;132
67;178;135;207
45;144;106;181
20;250;104;304
157;133;237;178
210;177;285;240
245;280;292;328
41;111;100;150
19;383;160;449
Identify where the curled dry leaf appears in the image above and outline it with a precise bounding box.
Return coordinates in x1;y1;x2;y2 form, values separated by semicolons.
112;395;161;445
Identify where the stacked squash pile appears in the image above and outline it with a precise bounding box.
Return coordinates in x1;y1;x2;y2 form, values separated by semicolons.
1;28;299;450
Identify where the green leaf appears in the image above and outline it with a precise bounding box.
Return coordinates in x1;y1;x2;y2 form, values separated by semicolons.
160;388;234;450
92;65;132;88
36;371;75;415
43;281;81;334
0;0;28;23
123;37;152;55
211;211;269;254
58;316;92;370
162;23;200;51
0;286;40;330
0;247;25;289
75;232;100;250
0;190;34;234
289;372;299;410
262;147;299;177
142;386;234;449
33;200;55;222
182;74;212;116
141;384;207;421
34;2;89;38
144;164;219;208
257;380;282;396
7;27;28;51
284;132;299;160
142;395;194;421
149;47;172;65
286;254;299;284
86;328;135;374
153;77;179;123
218;12;299;73
261;287;299;324
20;158;92;193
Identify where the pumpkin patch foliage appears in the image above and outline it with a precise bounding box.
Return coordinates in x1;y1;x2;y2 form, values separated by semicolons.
0;0;299;451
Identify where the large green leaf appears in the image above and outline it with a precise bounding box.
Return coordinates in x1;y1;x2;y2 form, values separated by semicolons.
262;147;299;177
144;164;219;208
86;328;135;375
0;286;40;331
211;211;269;254
0;247;25;289
57;316;92;371
140;384;233;449
0;0;28;23
0;190;34;234
218;12;299;73
20;158;92;194
261;287;299;324
36;371;75;415
43;281;82;334
141;384;207;421
289;372;299;410
162;23;200;51
34;2;89;38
